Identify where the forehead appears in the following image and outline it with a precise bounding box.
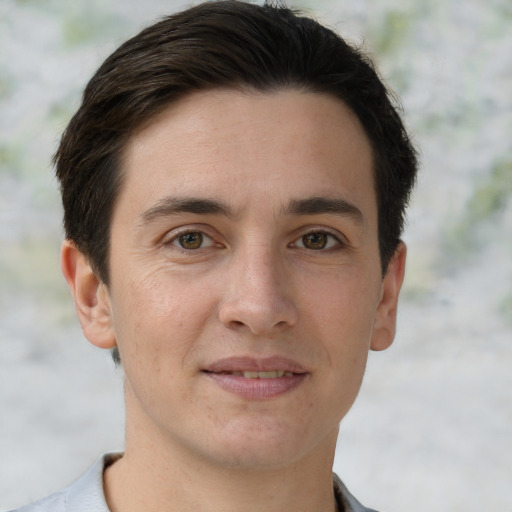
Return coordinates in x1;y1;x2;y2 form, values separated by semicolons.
118;88;376;222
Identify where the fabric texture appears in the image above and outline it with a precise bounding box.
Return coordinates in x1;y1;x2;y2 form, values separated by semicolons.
10;454;379;512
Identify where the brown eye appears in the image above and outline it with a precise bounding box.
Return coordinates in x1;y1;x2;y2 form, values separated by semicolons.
178;232;203;249
302;232;328;250
295;231;341;251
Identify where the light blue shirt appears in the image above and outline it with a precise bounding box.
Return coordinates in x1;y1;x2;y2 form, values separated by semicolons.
10;454;378;512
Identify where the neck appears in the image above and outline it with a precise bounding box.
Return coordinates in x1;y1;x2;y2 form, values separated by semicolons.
104;449;338;512
104;393;339;512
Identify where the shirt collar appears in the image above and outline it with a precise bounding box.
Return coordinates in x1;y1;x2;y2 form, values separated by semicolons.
65;453;121;512
333;473;377;512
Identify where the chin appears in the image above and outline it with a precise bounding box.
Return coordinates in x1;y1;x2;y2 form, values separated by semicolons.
197;417;336;471
209;443;300;471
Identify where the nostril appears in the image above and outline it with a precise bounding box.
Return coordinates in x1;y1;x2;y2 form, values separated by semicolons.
219;295;299;334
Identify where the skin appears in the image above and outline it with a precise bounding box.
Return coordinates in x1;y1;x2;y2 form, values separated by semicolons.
61;89;406;512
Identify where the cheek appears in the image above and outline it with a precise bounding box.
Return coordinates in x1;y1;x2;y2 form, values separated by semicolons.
110;274;219;415
308;281;375;422
302;269;381;376
110;270;218;368
308;268;380;330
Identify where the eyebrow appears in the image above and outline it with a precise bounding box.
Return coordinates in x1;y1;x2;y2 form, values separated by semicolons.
284;197;365;225
138;195;365;227
138;197;234;226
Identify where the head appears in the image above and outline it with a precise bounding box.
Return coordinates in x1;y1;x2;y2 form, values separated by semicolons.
57;1;418;470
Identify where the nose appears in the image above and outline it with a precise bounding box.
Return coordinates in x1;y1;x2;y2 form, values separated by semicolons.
218;245;299;335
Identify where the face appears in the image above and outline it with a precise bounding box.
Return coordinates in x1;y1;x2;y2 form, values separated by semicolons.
64;89;405;471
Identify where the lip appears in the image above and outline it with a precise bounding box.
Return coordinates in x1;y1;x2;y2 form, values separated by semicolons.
204;356;308;374
203;356;309;400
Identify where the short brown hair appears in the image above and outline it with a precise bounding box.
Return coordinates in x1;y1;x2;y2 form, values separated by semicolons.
55;0;417;284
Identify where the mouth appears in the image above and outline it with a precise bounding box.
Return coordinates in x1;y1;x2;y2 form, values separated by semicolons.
208;370;296;378
202;356;309;399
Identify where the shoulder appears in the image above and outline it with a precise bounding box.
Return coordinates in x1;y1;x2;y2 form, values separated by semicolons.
8;489;66;512
333;473;381;512
8;453;121;512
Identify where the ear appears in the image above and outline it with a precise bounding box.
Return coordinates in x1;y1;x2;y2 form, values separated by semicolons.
370;242;407;352
60;240;117;350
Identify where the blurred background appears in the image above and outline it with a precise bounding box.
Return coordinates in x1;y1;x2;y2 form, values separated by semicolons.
0;0;511;510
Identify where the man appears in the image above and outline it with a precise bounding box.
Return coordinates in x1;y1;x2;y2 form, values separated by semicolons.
13;1;417;511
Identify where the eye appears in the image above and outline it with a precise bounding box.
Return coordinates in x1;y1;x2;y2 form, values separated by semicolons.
295;231;341;250
169;231;215;250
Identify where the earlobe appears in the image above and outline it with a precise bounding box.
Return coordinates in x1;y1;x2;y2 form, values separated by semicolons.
60;240;117;350
370;242;407;352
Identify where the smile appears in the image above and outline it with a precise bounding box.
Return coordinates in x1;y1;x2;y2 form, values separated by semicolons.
203;356;309;399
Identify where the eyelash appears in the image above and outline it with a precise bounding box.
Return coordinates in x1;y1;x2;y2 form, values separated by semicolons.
164;227;346;253
165;229;217;251
292;230;345;251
